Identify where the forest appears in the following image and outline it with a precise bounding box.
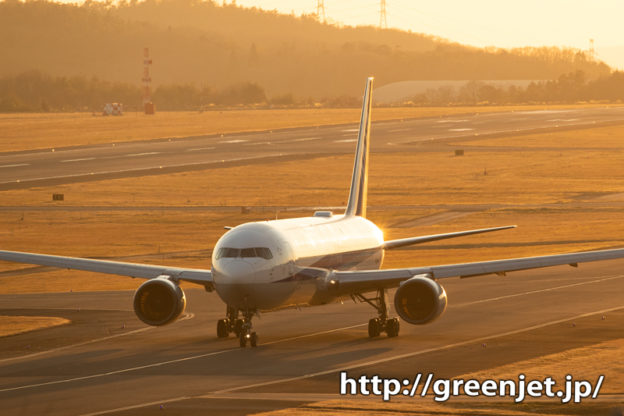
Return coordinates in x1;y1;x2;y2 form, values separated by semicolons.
2;70;623;112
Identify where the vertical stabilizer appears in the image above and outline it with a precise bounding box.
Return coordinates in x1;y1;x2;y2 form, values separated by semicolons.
345;77;374;218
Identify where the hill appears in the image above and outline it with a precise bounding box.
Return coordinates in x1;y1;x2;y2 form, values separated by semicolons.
0;0;612;99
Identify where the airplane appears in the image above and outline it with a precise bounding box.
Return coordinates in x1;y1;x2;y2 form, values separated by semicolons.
2;77;624;348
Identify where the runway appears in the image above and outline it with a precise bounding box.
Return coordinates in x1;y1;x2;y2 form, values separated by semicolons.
1;260;623;415
1;107;624;190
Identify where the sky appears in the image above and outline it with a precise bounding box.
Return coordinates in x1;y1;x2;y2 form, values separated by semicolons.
233;0;624;69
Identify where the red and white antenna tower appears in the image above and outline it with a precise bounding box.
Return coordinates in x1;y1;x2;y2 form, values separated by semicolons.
142;47;155;114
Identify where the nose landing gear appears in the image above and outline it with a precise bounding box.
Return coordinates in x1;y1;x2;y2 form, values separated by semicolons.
216;305;258;347
238;308;258;348
353;288;400;338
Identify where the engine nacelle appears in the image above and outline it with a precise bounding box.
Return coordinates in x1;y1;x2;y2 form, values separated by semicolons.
394;274;447;325
133;276;186;326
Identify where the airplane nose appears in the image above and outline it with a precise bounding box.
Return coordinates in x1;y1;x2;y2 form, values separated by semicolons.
214;260;256;307
219;260;254;283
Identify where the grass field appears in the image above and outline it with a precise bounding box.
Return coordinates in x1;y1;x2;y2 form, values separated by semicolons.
0;316;69;337
0;104;616;153
1;123;624;293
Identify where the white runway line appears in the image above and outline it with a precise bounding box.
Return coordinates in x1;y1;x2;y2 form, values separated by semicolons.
186;147;215;152
61;158;96;163
436;119;468;123
124;152;161;157
448;128;474;132
453;274;624;308
388;128;410;133
219;139;247;144
335;139;357;143
292;137;320;142
0;163;29;168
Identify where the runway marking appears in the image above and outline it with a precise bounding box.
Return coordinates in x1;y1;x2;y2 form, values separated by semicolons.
341;128;359;132
0;313;193;365
448;128;474;132
334;139;357;143
243;141;271;146
0;322;363;394
436;119;467;123
124;152;161;157
219;139;247;144
0;163;29;168
61;158;96;163
186;147;215;152
0;155;280;185
453;274;624;308
388;128;410;133
292;137;320;142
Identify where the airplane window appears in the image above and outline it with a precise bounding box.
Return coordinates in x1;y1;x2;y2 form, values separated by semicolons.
241;248;256;258
219;248;239;258
256;247;273;259
216;247;271;259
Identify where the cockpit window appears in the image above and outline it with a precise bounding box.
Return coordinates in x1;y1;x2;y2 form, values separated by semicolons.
216;247;273;260
216;247;240;259
241;248;256;258
255;247;273;259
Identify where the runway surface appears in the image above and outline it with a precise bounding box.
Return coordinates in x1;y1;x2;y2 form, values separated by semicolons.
1;260;623;415
1;107;624;190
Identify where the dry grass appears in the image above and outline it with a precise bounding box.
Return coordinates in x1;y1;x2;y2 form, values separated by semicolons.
2;124;624;293
0;104;613;153
0;316;70;337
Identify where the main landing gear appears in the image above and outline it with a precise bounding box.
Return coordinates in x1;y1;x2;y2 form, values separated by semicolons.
216;305;258;348
353;288;400;338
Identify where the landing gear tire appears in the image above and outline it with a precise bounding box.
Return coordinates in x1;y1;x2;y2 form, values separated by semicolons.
250;332;258;348
217;319;229;338
233;319;244;337
386;318;400;337
239;333;247;348
368;318;381;338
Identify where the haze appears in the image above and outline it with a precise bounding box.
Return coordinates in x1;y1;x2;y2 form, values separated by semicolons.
231;0;624;69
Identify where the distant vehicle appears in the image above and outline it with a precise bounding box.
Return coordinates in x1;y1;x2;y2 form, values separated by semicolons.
102;102;123;116
2;78;624;348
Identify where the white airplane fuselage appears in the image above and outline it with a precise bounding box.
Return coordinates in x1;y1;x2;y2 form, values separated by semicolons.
211;214;384;310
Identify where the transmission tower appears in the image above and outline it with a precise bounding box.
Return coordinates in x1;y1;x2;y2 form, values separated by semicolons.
316;0;326;23
589;38;596;60
379;0;387;29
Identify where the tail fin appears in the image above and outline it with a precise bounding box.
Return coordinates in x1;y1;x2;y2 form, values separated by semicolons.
345;77;374;218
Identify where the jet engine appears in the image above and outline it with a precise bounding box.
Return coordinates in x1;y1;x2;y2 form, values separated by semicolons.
394;274;447;325
133;276;186;326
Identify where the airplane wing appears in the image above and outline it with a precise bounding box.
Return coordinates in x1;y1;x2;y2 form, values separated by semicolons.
332;247;624;294
0;250;214;290
383;225;516;250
